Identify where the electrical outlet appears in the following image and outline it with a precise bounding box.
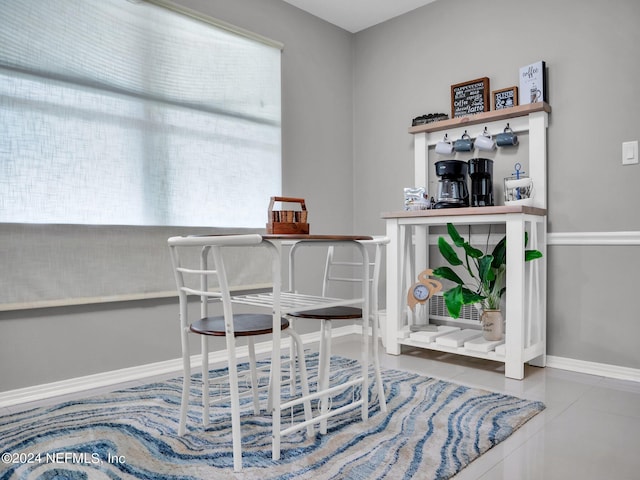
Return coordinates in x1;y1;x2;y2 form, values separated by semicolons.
622;141;638;165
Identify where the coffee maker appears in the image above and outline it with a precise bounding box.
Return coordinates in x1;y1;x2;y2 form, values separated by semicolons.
468;158;494;207
434;160;469;209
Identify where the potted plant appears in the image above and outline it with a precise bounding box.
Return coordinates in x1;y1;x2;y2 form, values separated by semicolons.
432;223;543;341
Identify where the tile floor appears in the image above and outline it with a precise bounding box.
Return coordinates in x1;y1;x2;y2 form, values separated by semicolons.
3;335;640;480
347;340;640;480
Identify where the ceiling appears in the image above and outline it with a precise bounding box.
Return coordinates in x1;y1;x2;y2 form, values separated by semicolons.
281;0;439;33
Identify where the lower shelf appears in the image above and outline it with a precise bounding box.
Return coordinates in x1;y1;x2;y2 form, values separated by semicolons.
399;326;506;362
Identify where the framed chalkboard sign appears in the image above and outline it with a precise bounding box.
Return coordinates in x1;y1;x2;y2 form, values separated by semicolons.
451;77;490;118
492;86;519;110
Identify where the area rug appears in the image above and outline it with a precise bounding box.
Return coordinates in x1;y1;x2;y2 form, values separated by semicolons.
0;355;544;480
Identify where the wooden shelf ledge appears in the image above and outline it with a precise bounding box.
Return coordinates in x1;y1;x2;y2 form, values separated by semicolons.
408;102;551;135
382;205;547;219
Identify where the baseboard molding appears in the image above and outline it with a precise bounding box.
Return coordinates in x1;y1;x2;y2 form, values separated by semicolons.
4;327;638;409
0;325;360;409
546;355;640;383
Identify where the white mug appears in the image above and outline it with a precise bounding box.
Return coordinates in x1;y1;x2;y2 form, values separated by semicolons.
475;132;495;151
435;135;454;155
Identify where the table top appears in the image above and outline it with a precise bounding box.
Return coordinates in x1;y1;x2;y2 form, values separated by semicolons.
381;205;546;219
261;234;373;241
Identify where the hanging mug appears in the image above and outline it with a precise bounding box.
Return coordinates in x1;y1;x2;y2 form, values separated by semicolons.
496;124;518;147
435;134;454;155
453;131;474;152
475;127;496;151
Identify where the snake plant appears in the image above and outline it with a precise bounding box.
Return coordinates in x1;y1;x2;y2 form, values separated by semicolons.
432;223;543;318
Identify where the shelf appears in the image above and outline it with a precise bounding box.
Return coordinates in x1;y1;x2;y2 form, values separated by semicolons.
400;338;506;362
383;99;548;379
408;102;551;135
382;205;546;219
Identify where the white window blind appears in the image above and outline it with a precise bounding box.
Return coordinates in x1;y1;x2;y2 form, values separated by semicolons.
0;0;282;227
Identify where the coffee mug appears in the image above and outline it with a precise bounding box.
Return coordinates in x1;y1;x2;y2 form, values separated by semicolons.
475;130;495;151
496;126;518;147
435;134;454;154
454;132;474;152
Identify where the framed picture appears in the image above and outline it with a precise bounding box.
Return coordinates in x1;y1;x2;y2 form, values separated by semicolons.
451;77;490;118
519;61;547;105
492;86;519;110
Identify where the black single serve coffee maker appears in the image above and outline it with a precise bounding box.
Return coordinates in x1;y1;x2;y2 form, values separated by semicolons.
434;160;469;209
468;158;494;207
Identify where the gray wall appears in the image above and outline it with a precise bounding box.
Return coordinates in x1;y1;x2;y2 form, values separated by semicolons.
2;0;639;392
0;0;354;391
352;0;640;369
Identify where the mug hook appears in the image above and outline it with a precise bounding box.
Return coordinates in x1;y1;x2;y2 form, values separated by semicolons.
504;122;513;133
461;130;471;140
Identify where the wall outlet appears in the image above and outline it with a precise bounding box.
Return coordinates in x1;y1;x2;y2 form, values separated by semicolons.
622;141;638;165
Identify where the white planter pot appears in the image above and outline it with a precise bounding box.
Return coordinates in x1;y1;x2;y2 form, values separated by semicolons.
481;309;504;341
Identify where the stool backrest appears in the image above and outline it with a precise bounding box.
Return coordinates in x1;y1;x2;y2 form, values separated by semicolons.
168;234;263;332
288;236;389;315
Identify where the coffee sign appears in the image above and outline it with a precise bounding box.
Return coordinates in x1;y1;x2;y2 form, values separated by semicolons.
493;86;519;110
451;77;490;118
519;61;547;105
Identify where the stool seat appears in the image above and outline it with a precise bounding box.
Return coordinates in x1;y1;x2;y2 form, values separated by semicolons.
190;314;289;336
290;306;361;320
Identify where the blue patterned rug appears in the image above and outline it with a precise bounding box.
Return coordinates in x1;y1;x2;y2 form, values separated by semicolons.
0;355;544;479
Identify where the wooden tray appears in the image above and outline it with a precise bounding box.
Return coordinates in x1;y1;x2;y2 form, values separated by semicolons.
266;196;309;234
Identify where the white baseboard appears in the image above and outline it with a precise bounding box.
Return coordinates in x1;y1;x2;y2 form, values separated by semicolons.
546;355;640;383
0;326;359;409
3;326;638;409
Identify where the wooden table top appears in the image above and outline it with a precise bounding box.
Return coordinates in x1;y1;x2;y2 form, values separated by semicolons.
261;234;373;241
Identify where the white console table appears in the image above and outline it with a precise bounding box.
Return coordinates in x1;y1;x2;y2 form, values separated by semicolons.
382;103;550;380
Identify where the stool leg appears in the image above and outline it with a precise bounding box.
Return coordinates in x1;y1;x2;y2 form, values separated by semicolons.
318;319;332;435
201;335;210;426
288;328;315;437
289;318;297;397
226;336;243;472
248;338;261;414
371;313;387;413
178;332;191;436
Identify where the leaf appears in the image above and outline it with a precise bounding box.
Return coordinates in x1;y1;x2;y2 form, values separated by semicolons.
443;285;484;319
432;266;464;285
438;236;462;266
478;255;496;283
462;242;484;258
447;223;465;247
491;236;507;268
461;287;485;305
443;285;464;318
525;249;543;261
492;235;542;264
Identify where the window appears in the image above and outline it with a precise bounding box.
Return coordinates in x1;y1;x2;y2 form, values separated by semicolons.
0;0;282;228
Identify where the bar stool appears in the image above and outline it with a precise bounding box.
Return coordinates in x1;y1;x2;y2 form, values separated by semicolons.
168;234;312;472
287;236;389;433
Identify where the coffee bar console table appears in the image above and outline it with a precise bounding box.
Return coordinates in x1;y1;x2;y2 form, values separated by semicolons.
382;103;550;379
